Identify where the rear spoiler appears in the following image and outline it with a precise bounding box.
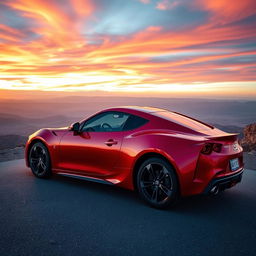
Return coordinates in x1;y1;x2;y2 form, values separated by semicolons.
206;133;238;142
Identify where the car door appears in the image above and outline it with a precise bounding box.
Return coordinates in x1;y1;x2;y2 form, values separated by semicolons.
58;111;129;177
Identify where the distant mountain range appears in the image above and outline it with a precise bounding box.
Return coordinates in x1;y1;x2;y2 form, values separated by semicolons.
0;96;255;148
1;96;256;126
1;96;254;167
0;113;73;136
0;115;246;150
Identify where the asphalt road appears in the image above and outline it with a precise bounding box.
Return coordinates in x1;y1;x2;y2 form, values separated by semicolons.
0;160;256;256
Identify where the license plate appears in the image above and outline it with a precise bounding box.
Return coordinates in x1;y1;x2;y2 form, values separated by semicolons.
230;158;239;171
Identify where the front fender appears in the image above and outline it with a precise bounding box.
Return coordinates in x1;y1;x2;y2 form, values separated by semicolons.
25;129;63;168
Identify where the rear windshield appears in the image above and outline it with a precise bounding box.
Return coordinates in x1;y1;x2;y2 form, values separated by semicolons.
155;111;213;132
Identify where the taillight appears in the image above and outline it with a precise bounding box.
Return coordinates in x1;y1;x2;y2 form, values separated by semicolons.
201;143;222;154
212;143;222;153
201;143;212;154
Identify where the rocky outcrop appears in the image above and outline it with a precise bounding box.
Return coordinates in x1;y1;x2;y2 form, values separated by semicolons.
0;135;27;150
240;123;256;152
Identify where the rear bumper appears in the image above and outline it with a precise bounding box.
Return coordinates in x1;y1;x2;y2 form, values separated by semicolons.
203;168;244;194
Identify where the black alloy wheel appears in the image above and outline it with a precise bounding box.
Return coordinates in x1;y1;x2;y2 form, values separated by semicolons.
29;142;51;178
137;157;179;209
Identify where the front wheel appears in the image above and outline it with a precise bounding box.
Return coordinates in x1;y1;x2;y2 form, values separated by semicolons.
137;157;179;209
29;142;51;178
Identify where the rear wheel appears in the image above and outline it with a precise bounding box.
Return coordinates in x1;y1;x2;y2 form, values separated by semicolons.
137;157;179;209
29;142;51;178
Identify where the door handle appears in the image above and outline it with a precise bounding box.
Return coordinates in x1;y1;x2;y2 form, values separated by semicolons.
104;139;118;146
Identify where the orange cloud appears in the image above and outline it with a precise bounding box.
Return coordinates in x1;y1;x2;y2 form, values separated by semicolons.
0;0;255;97
156;0;180;10
196;0;256;23
5;0;94;46
70;0;94;16
0;24;24;42
139;0;151;4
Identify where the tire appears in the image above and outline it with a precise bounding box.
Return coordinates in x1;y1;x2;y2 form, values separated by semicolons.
29;142;51;178
137;157;179;209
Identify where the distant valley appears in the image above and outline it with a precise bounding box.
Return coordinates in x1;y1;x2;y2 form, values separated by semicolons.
0;96;255;167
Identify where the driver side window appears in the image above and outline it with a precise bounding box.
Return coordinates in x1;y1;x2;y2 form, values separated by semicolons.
81;111;129;132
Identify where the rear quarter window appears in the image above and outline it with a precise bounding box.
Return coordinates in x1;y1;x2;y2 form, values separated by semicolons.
123;114;148;131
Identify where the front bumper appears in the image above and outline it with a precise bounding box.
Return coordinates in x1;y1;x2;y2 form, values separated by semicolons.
203;168;244;194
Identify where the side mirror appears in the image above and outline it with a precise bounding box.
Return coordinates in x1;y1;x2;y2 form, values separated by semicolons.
70;122;80;133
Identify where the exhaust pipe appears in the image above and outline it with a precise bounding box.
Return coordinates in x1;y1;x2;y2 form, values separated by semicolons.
210;185;219;195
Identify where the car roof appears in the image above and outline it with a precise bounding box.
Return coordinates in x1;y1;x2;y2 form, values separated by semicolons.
102;106;214;131
104;106;167;113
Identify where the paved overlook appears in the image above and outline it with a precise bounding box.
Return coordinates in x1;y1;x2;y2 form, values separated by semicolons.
0;159;255;256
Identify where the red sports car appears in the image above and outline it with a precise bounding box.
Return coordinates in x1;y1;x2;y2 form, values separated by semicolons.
25;106;244;208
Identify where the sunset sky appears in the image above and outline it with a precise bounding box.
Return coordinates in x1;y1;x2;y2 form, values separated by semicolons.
0;0;256;98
